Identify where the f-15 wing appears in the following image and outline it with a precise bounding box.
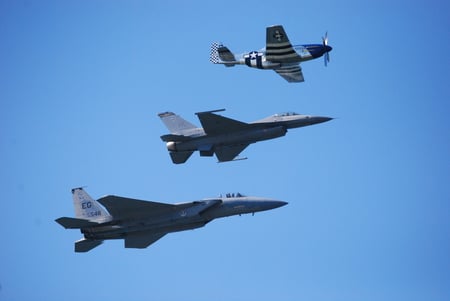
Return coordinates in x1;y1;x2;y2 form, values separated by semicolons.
97;196;176;220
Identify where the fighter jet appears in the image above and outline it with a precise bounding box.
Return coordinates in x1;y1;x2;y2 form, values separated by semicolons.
158;109;332;164
55;188;287;252
210;25;332;82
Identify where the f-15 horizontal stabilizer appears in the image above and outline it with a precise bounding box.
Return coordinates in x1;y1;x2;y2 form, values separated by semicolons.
75;238;103;252
55;217;99;229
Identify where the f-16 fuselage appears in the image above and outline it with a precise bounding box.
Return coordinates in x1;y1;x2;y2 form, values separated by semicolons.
159;110;332;163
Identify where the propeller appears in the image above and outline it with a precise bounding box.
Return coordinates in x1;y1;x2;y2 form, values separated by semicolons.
322;31;331;66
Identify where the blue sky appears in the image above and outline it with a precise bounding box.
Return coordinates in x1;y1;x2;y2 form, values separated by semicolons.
1;1;449;300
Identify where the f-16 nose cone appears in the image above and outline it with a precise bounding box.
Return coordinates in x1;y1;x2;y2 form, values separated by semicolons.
265;200;288;210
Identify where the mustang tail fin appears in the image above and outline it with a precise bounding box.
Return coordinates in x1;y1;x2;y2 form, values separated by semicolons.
210;42;237;67
72;187;112;223
158;112;197;135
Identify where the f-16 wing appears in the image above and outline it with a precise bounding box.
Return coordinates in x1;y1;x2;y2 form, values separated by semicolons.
274;64;304;82
266;25;301;62
196;110;249;135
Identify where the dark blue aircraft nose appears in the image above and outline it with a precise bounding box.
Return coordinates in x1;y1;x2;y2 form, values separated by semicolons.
308;44;332;58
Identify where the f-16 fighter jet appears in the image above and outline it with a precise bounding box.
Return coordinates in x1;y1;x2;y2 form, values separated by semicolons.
56;188;287;252
158;109;332;164
210;25;332;82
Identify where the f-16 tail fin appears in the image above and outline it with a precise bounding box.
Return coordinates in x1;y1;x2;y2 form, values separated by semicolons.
72;187;112;223
158;112;197;135
210;42;238;67
75;238;103;252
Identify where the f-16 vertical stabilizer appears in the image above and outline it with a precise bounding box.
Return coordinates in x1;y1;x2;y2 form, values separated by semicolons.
158;112;198;135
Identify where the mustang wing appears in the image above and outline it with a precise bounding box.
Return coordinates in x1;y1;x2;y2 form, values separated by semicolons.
124;232;166;249
215;144;249;162
274;64;304;83
97;196;176;220
266;25;301;62
196;112;249;135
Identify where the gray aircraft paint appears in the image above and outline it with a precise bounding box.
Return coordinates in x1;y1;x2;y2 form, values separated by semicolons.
159;109;332;164
56;188;287;252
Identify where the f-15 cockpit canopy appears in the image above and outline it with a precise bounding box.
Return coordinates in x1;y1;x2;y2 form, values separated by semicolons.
222;193;245;198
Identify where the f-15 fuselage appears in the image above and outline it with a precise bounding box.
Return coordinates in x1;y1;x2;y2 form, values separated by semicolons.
55;188;287;252
80;195;284;240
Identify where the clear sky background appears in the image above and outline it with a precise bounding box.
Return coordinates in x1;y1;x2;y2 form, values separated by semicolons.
1;1;449;300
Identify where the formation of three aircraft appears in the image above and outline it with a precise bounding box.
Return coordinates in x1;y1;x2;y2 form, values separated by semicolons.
56;25;333;252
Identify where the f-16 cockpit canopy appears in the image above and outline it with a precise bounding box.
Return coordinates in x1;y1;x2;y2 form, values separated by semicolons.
221;193;245;198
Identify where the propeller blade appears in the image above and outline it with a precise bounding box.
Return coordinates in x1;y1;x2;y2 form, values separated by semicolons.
322;31;328;46
322;31;330;66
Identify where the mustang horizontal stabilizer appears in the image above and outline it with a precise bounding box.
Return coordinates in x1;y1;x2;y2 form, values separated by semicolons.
125;232;166;249
55;217;100;229
196;111;248;135
97;196;176;220
274;64;304;82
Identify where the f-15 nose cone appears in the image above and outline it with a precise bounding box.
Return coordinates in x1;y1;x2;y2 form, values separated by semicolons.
310;116;333;125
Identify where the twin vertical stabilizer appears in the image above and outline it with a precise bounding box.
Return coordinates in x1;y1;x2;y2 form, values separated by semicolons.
72;187;112;223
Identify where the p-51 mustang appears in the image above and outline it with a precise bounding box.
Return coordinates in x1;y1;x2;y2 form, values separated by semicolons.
55;188;287;252
210;25;332;82
158;109;332;164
